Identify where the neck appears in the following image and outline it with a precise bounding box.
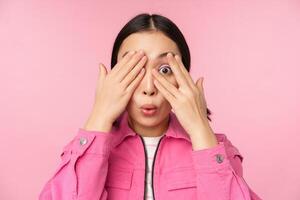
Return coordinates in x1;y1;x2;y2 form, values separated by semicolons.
128;115;170;137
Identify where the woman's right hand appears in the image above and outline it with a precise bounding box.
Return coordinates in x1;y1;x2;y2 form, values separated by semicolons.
83;50;147;132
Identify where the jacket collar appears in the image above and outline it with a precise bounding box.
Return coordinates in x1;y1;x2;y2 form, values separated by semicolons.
111;110;192;145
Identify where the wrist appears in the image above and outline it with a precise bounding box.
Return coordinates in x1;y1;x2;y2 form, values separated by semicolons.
83;120;113;132
189;124;218;150
83;111;113;133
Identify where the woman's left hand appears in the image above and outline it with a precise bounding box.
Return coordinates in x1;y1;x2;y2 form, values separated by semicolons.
151;53;218;149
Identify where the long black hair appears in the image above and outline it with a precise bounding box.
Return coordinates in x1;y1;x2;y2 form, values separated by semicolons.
110;13;212;122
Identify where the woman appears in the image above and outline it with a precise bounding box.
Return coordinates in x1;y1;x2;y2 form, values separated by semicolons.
39;13;262;200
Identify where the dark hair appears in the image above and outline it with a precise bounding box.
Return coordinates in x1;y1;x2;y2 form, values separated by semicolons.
110;13;212;122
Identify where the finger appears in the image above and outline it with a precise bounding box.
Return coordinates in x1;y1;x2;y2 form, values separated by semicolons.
116;50;145;82
99;62;107;76
196;77;203;91
126;67;145;93
122;55;147;87
111;50;136;74
174;55;195;89
200;77;204;92
152;68;181;98
153;79;176;106
195;78;202;107
199;77;207;106
97;63;106;86
166;53;188;88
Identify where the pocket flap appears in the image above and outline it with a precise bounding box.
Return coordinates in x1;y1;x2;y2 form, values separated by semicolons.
167;179;197;191
165;167;197;191
105;167;134;190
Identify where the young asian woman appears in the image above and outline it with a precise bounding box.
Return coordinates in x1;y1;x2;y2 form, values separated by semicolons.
39;13;262;200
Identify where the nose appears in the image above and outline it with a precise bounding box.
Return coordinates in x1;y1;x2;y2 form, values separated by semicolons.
141;69;158;96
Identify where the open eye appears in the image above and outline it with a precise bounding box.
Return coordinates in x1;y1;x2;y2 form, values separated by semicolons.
158;64;172;75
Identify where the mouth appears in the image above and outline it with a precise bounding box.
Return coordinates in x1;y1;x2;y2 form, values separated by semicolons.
140;104;158;116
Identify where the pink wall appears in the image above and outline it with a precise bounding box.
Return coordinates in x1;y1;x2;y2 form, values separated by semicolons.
1;0;299;199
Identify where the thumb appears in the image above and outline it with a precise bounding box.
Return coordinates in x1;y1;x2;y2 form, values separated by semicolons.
99;63;107;77
97;63;107;88
196;77;204;91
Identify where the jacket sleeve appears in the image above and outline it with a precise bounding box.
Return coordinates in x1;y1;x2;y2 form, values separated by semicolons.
190;135;263;200
39;128;113;200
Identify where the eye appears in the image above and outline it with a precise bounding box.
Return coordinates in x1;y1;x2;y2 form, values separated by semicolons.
158;64;172;75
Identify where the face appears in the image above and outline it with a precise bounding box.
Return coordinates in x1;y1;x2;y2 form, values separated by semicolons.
117;31;181;134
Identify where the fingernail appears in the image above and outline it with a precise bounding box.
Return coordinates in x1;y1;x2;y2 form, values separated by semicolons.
138;49;144;55
129;50;136;55
167;52;173;58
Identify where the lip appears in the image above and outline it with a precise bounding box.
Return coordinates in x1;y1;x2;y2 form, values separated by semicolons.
140;104;158;116
140;104;157;109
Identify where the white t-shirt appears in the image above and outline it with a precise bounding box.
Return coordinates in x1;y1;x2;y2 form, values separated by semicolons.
141;135;164;200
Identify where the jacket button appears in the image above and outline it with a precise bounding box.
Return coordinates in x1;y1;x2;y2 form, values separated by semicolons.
215;154;224;163
79;137;88;146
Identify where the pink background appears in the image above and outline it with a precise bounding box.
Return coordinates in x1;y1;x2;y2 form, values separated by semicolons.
1;0;299;199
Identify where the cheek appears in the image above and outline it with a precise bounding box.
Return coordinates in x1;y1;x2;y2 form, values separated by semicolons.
125;94;136;109
160;99;172;112
126;91;140;110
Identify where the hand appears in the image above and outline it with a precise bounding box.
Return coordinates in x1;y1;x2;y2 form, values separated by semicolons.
151;53;217;148
83;50;147;131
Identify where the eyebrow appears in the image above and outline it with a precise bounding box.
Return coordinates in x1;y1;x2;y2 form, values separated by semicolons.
122;51;175;58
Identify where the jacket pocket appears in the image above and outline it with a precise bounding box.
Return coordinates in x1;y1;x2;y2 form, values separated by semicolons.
105;167;134;190
165;166;197;191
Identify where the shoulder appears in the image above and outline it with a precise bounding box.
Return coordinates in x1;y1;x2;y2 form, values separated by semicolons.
215;133;244;162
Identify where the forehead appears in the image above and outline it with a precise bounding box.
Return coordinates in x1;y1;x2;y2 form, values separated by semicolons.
117;31;181;61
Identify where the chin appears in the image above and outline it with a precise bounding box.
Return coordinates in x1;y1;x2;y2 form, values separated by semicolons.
137;116;162;127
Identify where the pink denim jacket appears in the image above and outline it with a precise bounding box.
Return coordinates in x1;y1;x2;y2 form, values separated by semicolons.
39;111;262;200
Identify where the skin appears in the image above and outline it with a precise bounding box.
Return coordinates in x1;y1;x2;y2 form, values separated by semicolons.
117;31;180;137
85;30;218;150
117;30;218;150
